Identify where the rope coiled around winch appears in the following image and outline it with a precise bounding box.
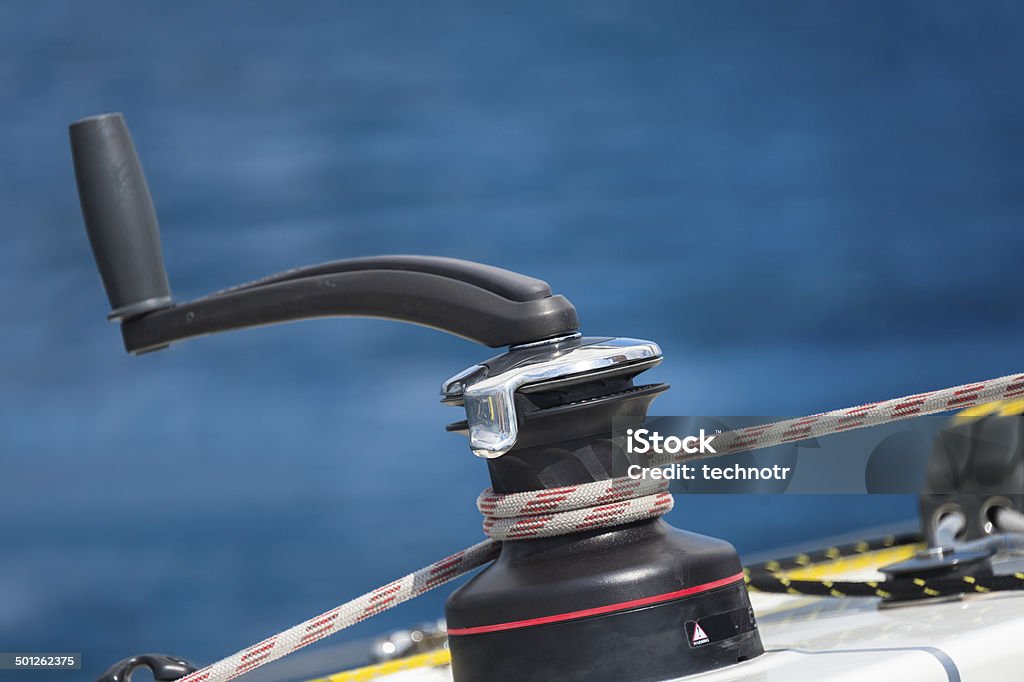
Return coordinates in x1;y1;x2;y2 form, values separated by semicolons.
172;371;1024;682
478;477;673;540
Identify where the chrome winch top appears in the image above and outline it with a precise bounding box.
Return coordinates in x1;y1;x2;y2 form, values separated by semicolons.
441;335;663;458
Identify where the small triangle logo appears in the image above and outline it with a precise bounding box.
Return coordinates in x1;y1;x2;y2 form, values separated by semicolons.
691;622;710;645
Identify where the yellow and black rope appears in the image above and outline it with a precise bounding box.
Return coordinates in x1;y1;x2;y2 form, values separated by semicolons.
743;533;1024;602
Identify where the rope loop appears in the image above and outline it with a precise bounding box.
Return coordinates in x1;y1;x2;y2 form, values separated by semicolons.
477;478;673;540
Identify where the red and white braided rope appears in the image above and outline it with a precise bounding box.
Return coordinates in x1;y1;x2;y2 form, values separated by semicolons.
474;372;1024;538
176;541;500;682
174;371;1024;682
476;372;1024;539
479;478;673;540
707;371;1024;457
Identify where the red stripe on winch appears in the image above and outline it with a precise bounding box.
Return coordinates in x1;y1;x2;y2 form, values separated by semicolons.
447;572;745;636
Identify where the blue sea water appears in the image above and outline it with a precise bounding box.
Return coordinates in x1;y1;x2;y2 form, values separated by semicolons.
1;1;1023;679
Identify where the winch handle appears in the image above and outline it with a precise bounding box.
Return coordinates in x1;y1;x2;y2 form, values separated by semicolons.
69;113;579;352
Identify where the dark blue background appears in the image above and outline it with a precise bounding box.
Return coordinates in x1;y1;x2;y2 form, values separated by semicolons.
2;1;1022;678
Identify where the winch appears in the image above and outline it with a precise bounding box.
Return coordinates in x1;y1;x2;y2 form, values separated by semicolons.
71;112;762;682
439;336;762;681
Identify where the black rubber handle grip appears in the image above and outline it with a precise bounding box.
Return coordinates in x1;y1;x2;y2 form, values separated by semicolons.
70;114;579;351
70;113;173;320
